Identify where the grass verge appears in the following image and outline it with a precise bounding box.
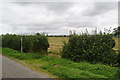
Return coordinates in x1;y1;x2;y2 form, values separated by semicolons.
2;48;119;79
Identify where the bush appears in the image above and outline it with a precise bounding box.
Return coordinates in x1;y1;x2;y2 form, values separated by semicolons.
2;34;21;51
116;68;120;78
2;33;49;53
62;34;117;65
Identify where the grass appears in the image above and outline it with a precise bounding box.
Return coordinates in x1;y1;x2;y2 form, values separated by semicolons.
48;37;69;45
2;48;42;60
2;48;119;79
48;37;120;53
47;37;68;53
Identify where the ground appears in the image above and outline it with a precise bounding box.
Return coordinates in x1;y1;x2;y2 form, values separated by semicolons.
2;56;50;78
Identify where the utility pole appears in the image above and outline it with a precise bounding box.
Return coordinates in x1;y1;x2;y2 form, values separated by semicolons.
21;37;23;52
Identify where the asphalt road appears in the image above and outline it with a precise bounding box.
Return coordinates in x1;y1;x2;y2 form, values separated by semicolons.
0;55;2;79
2;55;51;78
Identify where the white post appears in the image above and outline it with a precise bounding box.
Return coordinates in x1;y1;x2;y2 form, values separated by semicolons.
21;37;23;52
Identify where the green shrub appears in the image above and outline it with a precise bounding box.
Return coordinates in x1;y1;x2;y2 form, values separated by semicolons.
2;34;21;51
118;52;120;66
62;34;117;65
115;67;120;78
2;33;49;54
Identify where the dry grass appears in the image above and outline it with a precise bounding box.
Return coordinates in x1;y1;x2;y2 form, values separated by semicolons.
47;37;68;53
113;37;120;50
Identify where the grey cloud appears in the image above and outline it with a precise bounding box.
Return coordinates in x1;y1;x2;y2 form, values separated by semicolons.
0;2;117;35
15;2;74;14
12;2;32;6
26;23;63;31
43;2;74;14
64;20;97;28
82;2;117;16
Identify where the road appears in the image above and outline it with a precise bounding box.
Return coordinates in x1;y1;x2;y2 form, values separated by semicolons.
2;55;52;78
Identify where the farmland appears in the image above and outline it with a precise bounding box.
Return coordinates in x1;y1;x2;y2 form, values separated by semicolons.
48;37;69;53
48;37;120;53
113;37;120;51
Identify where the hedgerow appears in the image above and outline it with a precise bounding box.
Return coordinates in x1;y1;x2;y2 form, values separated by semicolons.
62;33;118;66
2;33;49;53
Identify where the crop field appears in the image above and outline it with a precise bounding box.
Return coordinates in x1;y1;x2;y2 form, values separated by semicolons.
47;37;69;53
48;37;120;53
113;37;120;51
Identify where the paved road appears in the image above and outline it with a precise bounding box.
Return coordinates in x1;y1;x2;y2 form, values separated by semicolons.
0;55;2;79
2;55;51;78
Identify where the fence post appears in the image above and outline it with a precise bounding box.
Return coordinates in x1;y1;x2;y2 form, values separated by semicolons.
21;37;23;52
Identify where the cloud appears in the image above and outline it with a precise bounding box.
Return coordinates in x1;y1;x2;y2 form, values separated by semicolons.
0;2;118;35
82;2;117;16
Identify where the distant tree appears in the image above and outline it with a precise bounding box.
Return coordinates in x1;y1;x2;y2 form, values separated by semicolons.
36;33;40;35
73;30;76;35
113;27;120;36
69;30;72;35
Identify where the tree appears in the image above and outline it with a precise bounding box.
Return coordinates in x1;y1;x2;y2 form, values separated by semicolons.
113;27;120;36
69;30;72;35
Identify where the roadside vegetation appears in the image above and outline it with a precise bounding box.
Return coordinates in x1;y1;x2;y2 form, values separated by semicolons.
2;33;49;53
1;28;120;79
2;48;119;79
62;33;118;66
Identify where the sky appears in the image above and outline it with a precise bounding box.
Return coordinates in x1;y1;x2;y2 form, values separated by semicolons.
0;1;118;35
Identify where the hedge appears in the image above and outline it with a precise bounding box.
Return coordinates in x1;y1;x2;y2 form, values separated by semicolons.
2;33;49;53
62;33;118;66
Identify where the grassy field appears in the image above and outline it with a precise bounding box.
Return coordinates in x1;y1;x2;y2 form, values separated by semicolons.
48;37;120;53
2;48;119;79
47;37;69;53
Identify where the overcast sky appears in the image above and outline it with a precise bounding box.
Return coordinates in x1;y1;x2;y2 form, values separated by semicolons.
0;1;118;35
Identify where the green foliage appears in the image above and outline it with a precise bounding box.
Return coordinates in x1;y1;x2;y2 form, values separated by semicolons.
2;48;118;78
113;67;120;79
118;52;120;66
62;34;117;66
40;57;117;78
2;33;49;53
113;27;120;36
41;66;107;78
40;58;117;78
2;34;21;51
2;48;42;60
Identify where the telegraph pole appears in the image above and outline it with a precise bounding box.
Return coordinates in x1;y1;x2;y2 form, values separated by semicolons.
21;37;23;52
